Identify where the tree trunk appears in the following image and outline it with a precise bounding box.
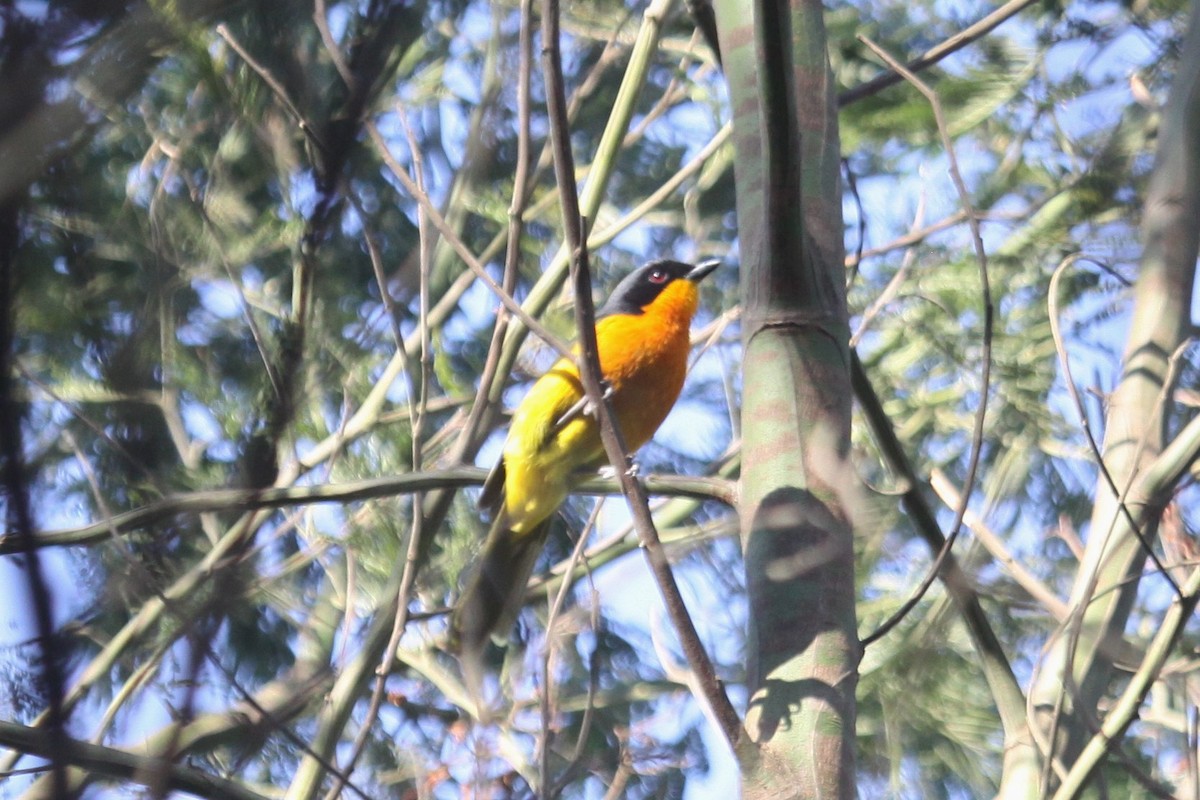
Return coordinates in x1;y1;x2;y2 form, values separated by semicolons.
715;0;859;796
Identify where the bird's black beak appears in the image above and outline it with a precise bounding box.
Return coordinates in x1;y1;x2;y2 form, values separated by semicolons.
686;259;721;283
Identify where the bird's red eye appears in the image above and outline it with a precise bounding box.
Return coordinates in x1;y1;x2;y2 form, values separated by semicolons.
648;269;668;284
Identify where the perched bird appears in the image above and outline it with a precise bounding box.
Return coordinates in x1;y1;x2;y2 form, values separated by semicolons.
451;258;720;670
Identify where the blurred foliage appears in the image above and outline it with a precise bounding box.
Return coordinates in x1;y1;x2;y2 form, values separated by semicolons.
0;0;1198;797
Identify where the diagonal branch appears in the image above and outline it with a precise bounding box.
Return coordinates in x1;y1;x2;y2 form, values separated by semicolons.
0;722;269;800
856;35;994;654
539;0;740;749
838;0;1039;107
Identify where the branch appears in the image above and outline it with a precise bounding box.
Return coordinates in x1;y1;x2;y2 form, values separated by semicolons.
539;0;740;749
929;469;1069;621
838;0;1039;107
0;721;269;800
5;470;732;552
366;121;574;362
1048;254;1183;597
856;35;994;647
849;354;1021;695
319;108;441;800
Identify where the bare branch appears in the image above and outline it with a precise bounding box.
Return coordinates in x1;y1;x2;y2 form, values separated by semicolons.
6;470;735;552
0;721;269;800
539;0;740;749
839;0;1039;107
857;35;994;647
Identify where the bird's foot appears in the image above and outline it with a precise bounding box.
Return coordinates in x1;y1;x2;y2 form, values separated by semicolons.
582;380;614;418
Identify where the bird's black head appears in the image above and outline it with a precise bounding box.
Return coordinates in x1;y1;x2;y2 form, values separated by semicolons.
596;259;719;318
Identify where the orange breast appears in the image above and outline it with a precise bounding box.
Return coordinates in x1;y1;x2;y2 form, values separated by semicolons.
596;314;690;450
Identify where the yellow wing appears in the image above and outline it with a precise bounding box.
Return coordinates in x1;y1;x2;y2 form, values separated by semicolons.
501;357;600;533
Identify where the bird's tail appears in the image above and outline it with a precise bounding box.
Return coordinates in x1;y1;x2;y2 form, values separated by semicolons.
450;517;550;688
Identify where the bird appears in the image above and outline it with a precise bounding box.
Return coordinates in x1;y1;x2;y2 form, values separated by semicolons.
450;258;720;674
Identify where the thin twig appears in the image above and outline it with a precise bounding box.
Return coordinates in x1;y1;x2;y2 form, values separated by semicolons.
321;108;440;800
539;0;740;749
215;24;325;153
201;640;376;800
1035;256;1189;789
857;36;994;645
1050;570;1200;798
540;500;604;796
588;123;731;252
349;194;407;356
448;0;537;466
1047;253;1183;598
366;121;574;361
1024;628;1082;789
530;9;635;180
313;0;354;86
55;432;336;798
845;209;1017;269
209;226;284;401
930;468;1070;620
839;0;1039;107
850;186;927;348
15;366;162;485
548;568;603;799
0;721;269;800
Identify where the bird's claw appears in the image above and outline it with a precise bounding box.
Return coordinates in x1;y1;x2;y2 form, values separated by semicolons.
599;458;638;479
555;382;615;432
582;380;614;418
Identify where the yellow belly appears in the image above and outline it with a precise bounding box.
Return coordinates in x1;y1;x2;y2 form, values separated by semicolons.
502;312;691;533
